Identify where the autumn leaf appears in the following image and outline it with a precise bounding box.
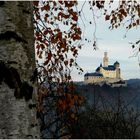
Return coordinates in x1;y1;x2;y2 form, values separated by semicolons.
47;52;52;60
44;4;50;11
40;44;45;50
33;1;39;7
64;1;75;8
44;60;49;65
64;60;68;66
67;75;71;80
105;15;110;20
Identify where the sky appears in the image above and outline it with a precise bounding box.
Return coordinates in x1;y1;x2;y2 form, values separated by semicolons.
71;1;140;81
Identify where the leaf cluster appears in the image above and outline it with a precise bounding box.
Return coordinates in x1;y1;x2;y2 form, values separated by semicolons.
33;1;83;84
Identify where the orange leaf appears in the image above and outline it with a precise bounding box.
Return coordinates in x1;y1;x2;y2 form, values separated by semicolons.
44;4;50;11
48;52;52;60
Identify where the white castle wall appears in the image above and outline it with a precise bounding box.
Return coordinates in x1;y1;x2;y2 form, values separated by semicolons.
100;68;117;78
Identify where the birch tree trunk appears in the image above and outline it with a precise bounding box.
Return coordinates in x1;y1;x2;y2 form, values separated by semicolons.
0;1;40;138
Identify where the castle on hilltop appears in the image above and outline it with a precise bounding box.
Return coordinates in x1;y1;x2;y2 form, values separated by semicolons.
84;52;126;86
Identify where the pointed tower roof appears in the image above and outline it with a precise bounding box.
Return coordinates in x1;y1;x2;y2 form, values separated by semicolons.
100;63;102;67
114;61;119;65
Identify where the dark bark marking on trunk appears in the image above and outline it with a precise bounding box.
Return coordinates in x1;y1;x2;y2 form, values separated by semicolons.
0;1;4;7
0;31;27;43
0;60;33;101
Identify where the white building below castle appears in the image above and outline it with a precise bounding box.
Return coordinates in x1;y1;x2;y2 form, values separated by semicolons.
84;52;127;86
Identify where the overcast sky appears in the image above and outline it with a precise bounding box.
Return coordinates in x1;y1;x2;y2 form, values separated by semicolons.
71;1;140;81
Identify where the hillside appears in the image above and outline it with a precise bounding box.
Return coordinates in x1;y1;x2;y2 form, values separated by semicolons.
127;79;140;88
75;79;140;109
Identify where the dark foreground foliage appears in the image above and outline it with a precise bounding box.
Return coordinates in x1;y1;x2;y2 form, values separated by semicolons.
70;106;140;139
38;83;140;139
69;89;140;139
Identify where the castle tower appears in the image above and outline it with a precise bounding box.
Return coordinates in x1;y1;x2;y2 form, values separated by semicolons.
114;61;120;78
103;52;108;67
